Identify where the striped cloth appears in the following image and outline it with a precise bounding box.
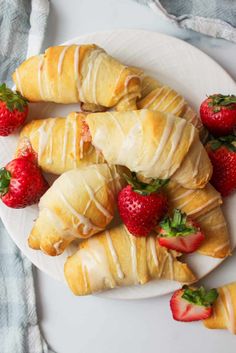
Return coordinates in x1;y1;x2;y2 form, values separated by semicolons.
0;0;54;352
134;0;236;42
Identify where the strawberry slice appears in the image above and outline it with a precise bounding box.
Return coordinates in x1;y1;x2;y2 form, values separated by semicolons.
170;286;218;322
157;209;205;253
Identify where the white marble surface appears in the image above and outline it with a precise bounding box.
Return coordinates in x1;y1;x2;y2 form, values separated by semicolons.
36;1;236;352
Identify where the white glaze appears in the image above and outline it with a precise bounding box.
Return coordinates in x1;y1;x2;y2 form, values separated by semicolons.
72;117;78;167
58;46;69;74
58;190;101;235
128;232;138;284
91;51;104;104
81;176;112;220
192;145;203;177
213;241;230;254
74;45;82;101
78;238;115;291
61;117;70;166
46;119;56;164
161;119;186;172
153;87;172;110
187;196;220;215
142;87;165;108
149;116;174;169
106;231;124;279
38;55;44;99
171;188;194;202
222;287;236;333
148;237;158;267
107;112;126;136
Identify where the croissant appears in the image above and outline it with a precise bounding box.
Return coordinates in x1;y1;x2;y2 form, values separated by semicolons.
64;225;196;295
165;181;231;258
28;164;126;256
16;112;105;175
12;44;141;109
137;75;202;130
86;109;212;189
203;282;236;334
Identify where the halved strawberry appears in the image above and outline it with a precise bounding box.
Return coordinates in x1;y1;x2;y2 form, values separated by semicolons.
170;286;218;322
157;209;205;253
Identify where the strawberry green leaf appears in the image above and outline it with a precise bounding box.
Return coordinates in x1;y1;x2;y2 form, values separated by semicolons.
209;135;236;152
0;83;28;112
182;286;218;307
0;168;11;196
124;172;169;195
159;209;196;237
208;94;236;108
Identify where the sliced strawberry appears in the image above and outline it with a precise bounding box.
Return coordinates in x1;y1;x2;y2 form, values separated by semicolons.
170;286;218;322
157;209;205;253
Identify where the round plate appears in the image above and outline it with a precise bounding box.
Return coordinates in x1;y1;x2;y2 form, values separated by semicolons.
1;29;236;300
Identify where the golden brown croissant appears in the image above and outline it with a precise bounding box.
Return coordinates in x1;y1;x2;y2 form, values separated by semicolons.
86;109;212;189
64;225;196;295
28;164;126;256
203;282;236;334
16;112;104;175
12;44;141;109
137;75;202;130
164;181;231;258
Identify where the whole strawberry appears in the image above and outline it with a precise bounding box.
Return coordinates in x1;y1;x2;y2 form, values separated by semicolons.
118;173;168;237
0;157;49;208
207;135;236;197
200;94;236;136
0;83;28;136
157;209;205;253
170;286;218;322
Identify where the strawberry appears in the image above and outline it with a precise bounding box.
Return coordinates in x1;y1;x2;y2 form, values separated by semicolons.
157;209;205;253
0;83;28;136
0;157;49;208
207;135;236;196
170;286;218;322
200;94;236;136
118;173;168;237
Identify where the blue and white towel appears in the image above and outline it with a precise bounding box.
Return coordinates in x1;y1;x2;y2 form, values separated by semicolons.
134;0;236;42
0;1;54;352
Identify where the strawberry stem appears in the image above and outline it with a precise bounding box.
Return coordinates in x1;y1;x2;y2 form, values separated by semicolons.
0;83;28;112
209;135;236;152
159;209;196;237
208;94;236;108
0;168;11;196
182;286;218;307
124;172;169;195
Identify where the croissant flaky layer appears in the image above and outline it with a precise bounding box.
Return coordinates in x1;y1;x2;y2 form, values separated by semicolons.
137;75;203;130
17;112;104;175
203;282;236;334
87;109;212;189
164;181;231;258
12;44;141;109
28;164;126;256
64;225;196;295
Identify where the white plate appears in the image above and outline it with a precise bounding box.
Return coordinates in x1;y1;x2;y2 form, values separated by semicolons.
0;29;236;300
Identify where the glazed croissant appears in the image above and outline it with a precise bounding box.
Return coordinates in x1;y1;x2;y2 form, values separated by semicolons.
12;44;141;110
16;112;104;175
28;164;126;256
203;282;236;334
64;225;196;295
137;75;202;130
86;109;212;189
165;181;231;258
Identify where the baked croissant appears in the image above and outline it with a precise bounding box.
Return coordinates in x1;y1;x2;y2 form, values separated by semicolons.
165;181;231;258
86;109;212;189
16;112;104;175
137;75;202;130
203;282;236;334
64;225;196;295
28;164;126;256
12;44;141;109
